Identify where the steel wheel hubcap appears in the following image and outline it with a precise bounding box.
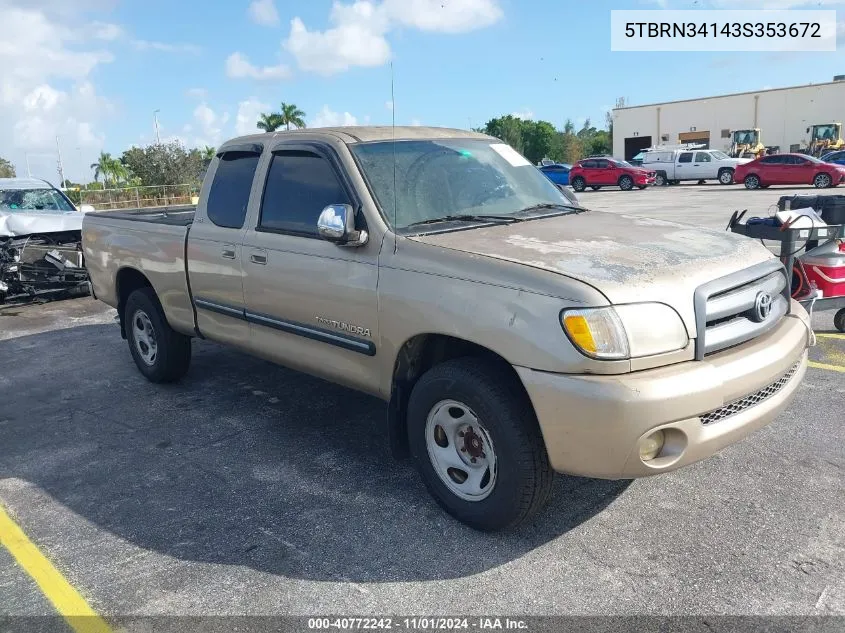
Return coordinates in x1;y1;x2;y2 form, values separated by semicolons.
425;399;497;501
132;309;158;366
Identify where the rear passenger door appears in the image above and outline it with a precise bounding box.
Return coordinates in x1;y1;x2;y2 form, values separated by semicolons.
187;147;261;348
758;155;786;184
593;159;613;185
579;160;597;185
240;143;382;395
675;152;693;180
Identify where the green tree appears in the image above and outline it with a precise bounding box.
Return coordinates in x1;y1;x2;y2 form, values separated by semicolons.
521;120;557;165
279;102;306;130
256;113;283;132
0;156;15;178
90;151;114;185
202;146;216;161
109;158;129;185
120;141;204;186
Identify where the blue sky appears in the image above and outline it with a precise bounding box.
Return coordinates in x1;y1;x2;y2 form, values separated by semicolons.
3;0;844;182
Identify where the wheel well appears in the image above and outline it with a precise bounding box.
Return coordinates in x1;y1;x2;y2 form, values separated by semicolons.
618;173;633;183
718;166;733;173
115;268;152;339
387;334;526;458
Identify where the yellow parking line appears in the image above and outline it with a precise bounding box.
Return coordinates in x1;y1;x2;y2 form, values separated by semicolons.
808;361;845;373
816;333;845;340
0;504;113;633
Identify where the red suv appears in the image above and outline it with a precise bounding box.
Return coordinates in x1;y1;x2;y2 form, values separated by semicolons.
734;153;845;189
569;157;655;192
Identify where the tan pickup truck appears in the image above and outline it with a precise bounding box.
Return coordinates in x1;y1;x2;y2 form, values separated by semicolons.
83;127;812;531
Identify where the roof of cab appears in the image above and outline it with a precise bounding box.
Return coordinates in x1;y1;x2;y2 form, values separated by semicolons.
220;126;494;148
0;177;54;190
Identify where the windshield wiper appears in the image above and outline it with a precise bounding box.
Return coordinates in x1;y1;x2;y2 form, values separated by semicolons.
517;203;587;214
405;214;524;228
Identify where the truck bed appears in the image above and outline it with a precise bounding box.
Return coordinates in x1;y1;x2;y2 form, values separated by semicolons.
92;206;196;227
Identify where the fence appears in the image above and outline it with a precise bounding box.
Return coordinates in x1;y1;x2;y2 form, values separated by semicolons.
80;184;199;211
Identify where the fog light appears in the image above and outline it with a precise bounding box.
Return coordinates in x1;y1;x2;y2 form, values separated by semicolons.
639;430;665;462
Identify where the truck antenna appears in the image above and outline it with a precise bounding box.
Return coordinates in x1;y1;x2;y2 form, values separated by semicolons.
391;61;397;254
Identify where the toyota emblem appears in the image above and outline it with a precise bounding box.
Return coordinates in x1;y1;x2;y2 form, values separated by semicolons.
753;292;773;322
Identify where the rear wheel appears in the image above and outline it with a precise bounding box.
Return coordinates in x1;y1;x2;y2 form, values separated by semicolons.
407;358;553;531
814;172;833;188
618;175;634;191
571;176;586;192
718;169;734;185
834;308;845;333
744;174;761;190
125;287;191;383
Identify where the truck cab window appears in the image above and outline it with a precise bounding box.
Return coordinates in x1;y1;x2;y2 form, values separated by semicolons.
695;152;712;162
207;151;260;229
678;153;693;163
259;151;352;236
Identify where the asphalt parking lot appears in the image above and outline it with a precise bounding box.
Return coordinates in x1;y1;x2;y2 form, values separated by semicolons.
1;184;844;626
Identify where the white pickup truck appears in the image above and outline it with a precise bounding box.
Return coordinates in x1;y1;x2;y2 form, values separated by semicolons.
642;149;751;186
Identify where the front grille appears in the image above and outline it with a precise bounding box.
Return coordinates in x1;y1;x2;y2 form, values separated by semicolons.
694;260;790;359
699;360;802;426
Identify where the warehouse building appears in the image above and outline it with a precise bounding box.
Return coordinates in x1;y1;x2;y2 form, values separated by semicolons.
611;77;845;160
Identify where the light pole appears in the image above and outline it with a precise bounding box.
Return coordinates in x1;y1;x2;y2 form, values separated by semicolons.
56;136;66;187
153;109;161;144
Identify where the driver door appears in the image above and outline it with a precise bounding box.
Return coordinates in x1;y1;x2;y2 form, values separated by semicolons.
240;143;382;395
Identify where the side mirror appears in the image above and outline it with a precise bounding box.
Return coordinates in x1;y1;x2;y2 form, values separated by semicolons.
806;127;810;134
79;204;95;213
317;204;368;247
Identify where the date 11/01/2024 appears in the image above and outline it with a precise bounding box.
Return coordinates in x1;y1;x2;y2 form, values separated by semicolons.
624;21;821;39
308;618;528;631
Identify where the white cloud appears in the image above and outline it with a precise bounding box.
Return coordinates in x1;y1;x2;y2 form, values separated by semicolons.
90;21;123;40
132;39;202;54
236;97;271;135
225;52;291;80
0;2;115;182
511;108;533;120
385;100;394;111
185;87;208;99
311;105;359;127
191;102;229;148
248;0;279;26
284;0;502;75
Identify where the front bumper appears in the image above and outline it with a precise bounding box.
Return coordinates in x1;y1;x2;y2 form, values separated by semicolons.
515;305;811;479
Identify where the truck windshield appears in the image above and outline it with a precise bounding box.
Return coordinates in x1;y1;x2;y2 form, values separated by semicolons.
351;139;573;231
0;188;76;214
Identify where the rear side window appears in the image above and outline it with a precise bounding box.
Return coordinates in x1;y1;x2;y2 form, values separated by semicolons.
761;156;784;164
581;160;596;168
207;152;260;229
678;153;693;163
594;159;609;168
259;151;352;236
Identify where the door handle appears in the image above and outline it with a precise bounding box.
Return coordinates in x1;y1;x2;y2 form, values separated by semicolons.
221;248;236;259
250;251;267;265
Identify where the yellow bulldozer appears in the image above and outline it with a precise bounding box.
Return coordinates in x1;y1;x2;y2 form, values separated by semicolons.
805;123;844;157
728;129;766;158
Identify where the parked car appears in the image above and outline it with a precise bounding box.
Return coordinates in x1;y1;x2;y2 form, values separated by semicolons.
538;163;571;186
0;177;93;237
641;149;751;186
569;158;655;192
821;150;845;166
83;127;810;531
734;153;845;190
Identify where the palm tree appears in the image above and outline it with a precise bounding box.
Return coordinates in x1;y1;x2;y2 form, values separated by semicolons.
279;102;306;131
90;151;113;187
256;113;283;133
202;146;216;161
109;158;129;185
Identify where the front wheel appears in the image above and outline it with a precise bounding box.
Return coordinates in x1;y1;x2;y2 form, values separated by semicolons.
654;172;667;187
744;174;761;190
835;308;845;333
618;175;634;191
125;287;192;383
718;169;734;185
407;358;553;531
571;176;586;192
814;173;833;188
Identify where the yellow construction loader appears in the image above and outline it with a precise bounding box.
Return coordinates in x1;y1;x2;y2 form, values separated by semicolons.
806;123;844;157
728;129;766;158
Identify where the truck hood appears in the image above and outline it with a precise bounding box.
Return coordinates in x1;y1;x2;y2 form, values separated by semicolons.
409;211;774;334
0;210;84;237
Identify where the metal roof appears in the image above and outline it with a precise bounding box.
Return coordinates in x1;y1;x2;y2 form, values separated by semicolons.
0;177;53;190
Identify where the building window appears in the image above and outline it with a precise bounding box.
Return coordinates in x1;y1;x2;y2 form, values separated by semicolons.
721;129;731;138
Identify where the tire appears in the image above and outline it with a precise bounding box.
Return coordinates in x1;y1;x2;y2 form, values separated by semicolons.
814;173;833;188
835;308;845;333
590;186;602;191
124;287;192;383
407;358;553;531
571;176;586;192
718;169;734;185
618;175;634;191
744;174;761;190
654;172;667;187
637;185;647;190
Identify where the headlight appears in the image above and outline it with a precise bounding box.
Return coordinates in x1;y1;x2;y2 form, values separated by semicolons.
561;304;688;360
